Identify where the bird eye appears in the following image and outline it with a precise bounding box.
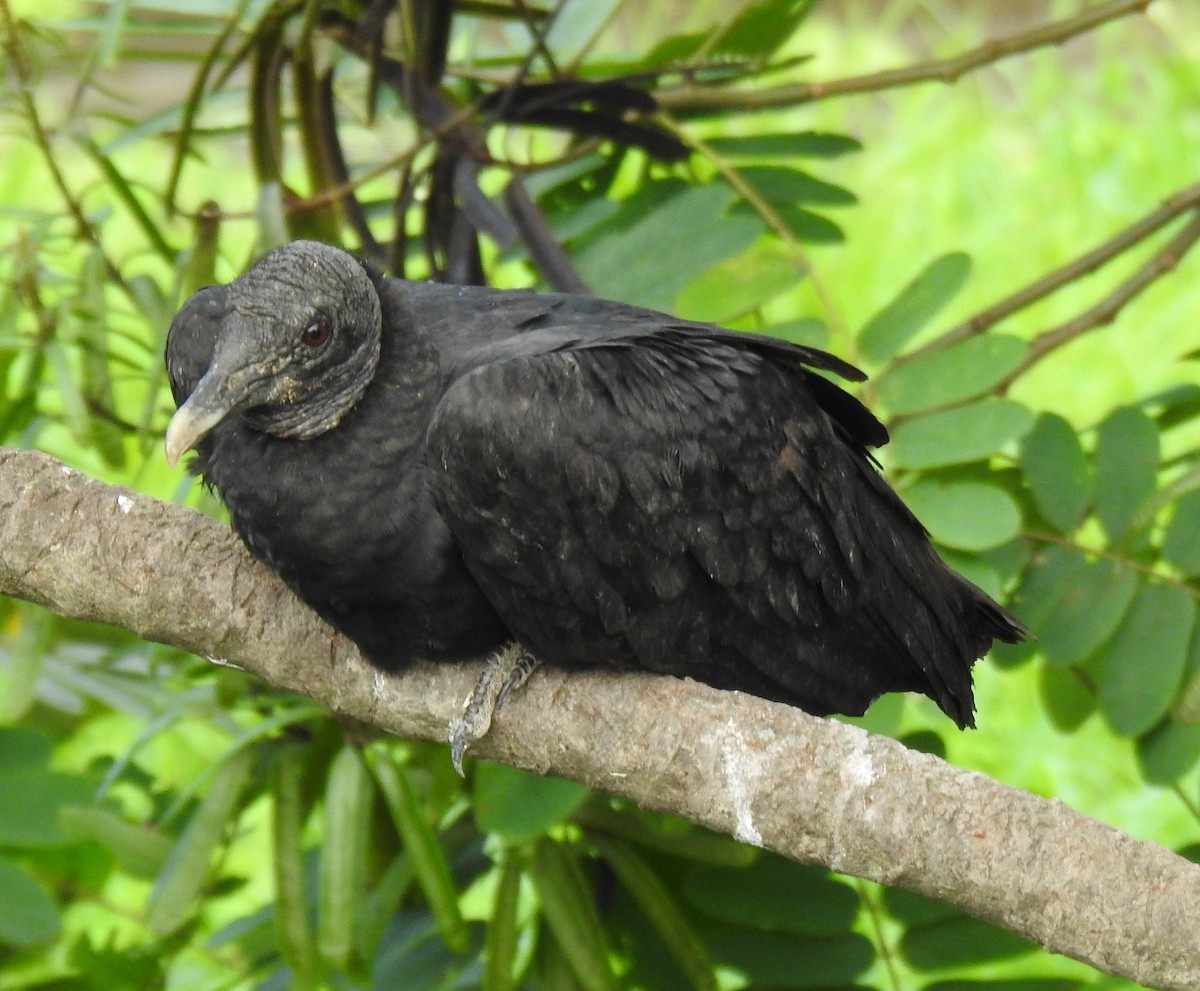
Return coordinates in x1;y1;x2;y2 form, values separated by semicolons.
301;320;331;348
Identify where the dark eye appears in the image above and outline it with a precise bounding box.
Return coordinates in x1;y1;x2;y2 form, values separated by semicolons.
301;320;331;348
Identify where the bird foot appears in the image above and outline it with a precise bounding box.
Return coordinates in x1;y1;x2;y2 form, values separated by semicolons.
449;644;541;776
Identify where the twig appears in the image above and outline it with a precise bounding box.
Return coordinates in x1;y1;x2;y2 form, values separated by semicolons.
901;181;1200;366
995;210;1200;390
654;0;1153;113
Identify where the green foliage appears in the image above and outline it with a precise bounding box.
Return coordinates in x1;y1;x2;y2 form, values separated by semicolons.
1;1;1199;990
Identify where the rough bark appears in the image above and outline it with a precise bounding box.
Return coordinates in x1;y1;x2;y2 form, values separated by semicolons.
0;446;1196;990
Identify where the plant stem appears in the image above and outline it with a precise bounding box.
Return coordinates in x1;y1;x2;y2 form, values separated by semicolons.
902;181;1200;366
0;0;129;292
654;0;1154;113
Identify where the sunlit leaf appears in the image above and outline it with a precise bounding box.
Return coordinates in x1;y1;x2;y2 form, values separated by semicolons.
572;181;760;310
1096;582;1194;737
1093;406;1159;544
1020;413;1092;532
675;239;801;322
903;479;1021;551
859;252;972;362
889;398;1034;469
877;334;1025;416
713;0;817;60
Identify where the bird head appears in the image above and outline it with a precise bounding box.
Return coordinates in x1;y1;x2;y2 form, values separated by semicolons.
164;241;383;467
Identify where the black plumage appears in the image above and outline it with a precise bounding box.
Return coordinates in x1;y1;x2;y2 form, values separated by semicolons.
165;240;1024;733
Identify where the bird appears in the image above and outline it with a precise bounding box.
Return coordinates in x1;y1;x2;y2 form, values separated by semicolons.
165;240;1026;768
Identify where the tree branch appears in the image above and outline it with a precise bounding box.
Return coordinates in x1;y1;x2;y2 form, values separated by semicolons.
899;181;1200;367
1;446;1198;990
654;0;1154;113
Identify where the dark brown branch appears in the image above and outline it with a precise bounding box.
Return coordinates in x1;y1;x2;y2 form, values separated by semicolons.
654;0;1153;113
0;446;1199;990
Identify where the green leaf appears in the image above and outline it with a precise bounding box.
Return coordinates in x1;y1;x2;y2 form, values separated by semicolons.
1037;561;1140;667
271;745;320;986
877;335;1026;416
712;0;817;60
923;981;1078;991
736;165;856;206
675;239;801;323
901;914;1037;968
572;181;760;311
0;726;53;769
991;545;1087;667
1163;489;1200;576
368;749;468;954
859;252;972;362
1171;621;1200;724
483;858;523;991
0;768;95;847
1096;582;1195;737
903;479;1021;551
147;747;254;937
766;203;845;243
1020;413;1092;532
1093;406;1159;543
0;857;60;946
317;744;373;968
706;132;862;159
680;857;857;936
881;886;960;927
59;806;173;878
1038;664;1096;732
474;763;588;844
590;834;717;991
706;929;873;987
889;398;1034;469
529;838;619;991
1136;718;1200;784
767;317;828;349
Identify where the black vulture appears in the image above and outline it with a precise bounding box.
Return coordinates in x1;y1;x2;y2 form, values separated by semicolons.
165;240;1025;766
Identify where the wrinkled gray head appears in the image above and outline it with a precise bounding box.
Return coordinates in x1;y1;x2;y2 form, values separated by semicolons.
165;240;383;466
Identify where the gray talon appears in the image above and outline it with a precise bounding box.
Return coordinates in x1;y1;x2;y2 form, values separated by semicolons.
449;644;541;775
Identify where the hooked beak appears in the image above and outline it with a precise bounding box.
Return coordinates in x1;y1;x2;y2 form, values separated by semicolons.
164;352;265;468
